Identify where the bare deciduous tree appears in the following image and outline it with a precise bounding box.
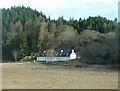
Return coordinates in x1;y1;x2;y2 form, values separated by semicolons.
12;50;18;62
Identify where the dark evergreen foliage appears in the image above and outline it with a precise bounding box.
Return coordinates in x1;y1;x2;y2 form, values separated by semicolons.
2;6;118;64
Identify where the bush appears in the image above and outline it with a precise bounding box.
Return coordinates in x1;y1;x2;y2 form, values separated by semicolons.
80;42;108;64
21;56;32;61
104;32;118;64
80;32;118;64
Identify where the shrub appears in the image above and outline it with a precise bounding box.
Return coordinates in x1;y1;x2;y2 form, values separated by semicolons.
104;32;118;64
80;32;118;64
80;42;108;64
21;56;32;61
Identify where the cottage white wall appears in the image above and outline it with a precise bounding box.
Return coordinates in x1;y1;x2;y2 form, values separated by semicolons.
69;50;77;60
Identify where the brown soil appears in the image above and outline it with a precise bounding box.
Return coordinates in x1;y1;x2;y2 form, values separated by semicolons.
1;62;118;89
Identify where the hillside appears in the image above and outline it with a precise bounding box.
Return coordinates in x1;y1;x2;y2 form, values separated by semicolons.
1;6;118;65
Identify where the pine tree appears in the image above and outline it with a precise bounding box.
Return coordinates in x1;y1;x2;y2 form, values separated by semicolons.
18;34;30;59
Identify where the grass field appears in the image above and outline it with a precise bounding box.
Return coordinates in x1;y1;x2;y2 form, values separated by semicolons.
1;62;118;89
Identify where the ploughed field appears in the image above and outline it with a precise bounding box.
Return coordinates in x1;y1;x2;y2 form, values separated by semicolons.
1;62;118;89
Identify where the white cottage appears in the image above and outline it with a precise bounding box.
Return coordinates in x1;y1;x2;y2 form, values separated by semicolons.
37;49;77;62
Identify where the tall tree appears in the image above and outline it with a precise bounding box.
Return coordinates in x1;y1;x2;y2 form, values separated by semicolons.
18;34;30;59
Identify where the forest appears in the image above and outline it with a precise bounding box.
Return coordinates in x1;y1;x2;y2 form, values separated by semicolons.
1;6;119;64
